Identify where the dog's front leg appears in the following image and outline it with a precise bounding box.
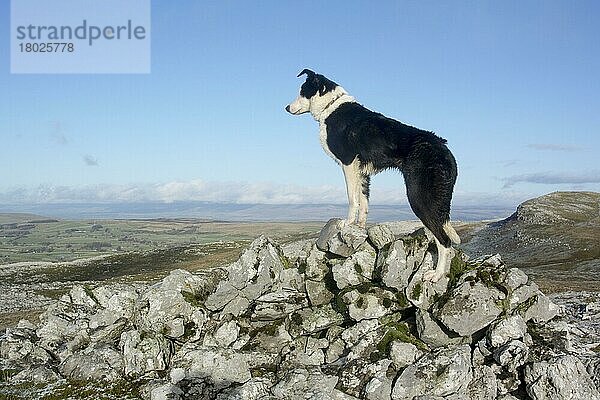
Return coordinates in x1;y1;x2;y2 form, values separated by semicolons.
357;175;370;227
342;162;361;224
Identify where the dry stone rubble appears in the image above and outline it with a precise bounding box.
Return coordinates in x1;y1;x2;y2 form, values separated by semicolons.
1;218;599;400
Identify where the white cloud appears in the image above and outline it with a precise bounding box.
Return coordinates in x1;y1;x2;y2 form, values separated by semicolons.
501;171;600;188
527;143;582;152
83;155;99;166
0;179;538;208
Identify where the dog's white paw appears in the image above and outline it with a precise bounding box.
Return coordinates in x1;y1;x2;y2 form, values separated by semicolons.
423;270;444;283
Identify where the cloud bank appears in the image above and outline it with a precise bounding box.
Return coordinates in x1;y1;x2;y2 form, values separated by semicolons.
526;143;582;152
502;171;600;188
0;179;537;209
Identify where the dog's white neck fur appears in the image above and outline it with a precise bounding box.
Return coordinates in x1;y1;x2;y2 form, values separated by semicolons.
314;86;356;165
310;86;355;122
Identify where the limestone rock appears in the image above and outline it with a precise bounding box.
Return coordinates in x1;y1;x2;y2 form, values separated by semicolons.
332;249;376;289
416;309;462;348
392;345;472;399
316;218;367;257
524;355;600;400
389;341;423;368
120;330;171;377
405;251;449;310
2;220;597;400
376;239;412;291
342;288;401;321
306;279;334;306
436;282;504;337
171;345;251;387
487;315;527;348
59;344;124;381
467;364;497;400
215;378;273;400
367;224;395;250
272;368;338;399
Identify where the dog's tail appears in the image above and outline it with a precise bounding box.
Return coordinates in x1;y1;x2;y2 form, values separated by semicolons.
442;221;461;245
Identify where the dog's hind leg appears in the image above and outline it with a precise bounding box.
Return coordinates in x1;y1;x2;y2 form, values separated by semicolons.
423;237;454;282
342;160;362;224
403;154;458;283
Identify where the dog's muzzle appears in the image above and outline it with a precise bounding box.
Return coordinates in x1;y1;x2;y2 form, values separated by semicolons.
285;105;291;113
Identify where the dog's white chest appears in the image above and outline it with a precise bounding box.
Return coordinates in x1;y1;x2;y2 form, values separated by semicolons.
319;121;342;165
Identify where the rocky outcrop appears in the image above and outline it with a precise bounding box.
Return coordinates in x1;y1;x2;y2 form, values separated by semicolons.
462;191;600;293
1;218;599;400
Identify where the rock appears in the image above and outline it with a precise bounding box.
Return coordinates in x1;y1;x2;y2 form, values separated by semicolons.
338;359;392;399
503;267;528;290
275;268;305;292
487;314;527;348
415;309;462;348
493;340;528;370
306;279;334;306
316;218;367;257
2;221;597;400
346;329;381;362
59;344;124;381
35;298;91;353
341;319;379;346
171;345;251;387
391;345;472;399
252;290;307;320
524;355;600;400
120;330;171;377
150;383;184;400
305;245;328;280
332;249;376;289
281;238;314;265
467;364;497;400
523;293;560;323
0;325;51;365
342;288;400;321
11;365;60;383
436;282;504;337
215;377;273;400
205;236;285;312
376;239;412;291
507;283;539;310
69;285;100;308
389;341;423;368
367;224;395;250
290;304;344;335
272;368;338;399
206;320;239;348
405;251;449;310
135;272;201;337
281;336;325;368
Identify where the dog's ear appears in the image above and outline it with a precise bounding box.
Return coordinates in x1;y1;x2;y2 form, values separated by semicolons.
319;83;328;96
318;77;337;96
297;68;315;78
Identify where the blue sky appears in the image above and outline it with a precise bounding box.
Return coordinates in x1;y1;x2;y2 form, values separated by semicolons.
1;1;599;208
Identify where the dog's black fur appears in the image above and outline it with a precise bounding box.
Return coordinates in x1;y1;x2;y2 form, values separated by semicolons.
325;101;458;246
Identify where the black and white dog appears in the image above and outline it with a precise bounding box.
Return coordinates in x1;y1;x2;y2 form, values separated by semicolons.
286;69;460;282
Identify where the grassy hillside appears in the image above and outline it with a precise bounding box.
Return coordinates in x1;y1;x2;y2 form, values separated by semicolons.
461;191;600;292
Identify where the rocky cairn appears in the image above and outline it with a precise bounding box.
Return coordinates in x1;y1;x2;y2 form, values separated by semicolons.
2;218;599;400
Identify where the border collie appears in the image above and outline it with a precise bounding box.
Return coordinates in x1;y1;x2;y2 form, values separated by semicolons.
285;69;460;282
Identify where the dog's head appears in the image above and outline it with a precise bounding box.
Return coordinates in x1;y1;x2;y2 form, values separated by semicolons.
285;69;343;118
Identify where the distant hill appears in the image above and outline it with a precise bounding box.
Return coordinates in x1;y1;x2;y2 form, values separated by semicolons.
0;213;57;225
461;191;600;292
0;202;511;222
